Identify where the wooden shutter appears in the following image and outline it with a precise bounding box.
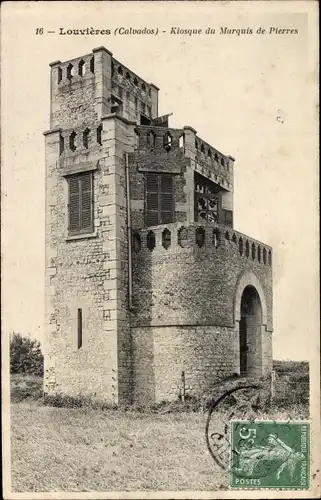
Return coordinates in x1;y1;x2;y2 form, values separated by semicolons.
68;172;93;234
160;174;174;224
80;173;93;232
146;173;174;226
146;173;159;226
68;175;81;233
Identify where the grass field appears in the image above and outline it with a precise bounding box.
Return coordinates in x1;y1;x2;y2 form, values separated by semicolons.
10;373;308;492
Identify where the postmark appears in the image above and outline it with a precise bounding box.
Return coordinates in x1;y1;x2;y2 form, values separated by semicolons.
230;420;310;489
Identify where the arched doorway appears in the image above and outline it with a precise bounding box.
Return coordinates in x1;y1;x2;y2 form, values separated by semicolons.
239;285;262;377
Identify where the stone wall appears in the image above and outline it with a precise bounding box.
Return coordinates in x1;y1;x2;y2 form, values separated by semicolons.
128;125;190;228
131;223;273;330
44;114;136;404
132;325;239;404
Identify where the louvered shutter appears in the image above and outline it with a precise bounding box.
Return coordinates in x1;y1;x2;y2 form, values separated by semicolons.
146;173;159;226
68;172;93;234
160;174;174;224
68;176;80;233
80;173;93;232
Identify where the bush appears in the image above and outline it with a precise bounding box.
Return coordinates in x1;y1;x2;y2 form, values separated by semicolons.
10;332;44;376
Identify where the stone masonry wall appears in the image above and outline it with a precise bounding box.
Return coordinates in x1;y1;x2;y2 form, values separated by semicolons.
132;325;239;405
131;223;273;330
128;126;190;228
44;112;136;404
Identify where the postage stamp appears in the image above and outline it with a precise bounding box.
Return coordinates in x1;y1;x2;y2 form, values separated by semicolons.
230;420;310;489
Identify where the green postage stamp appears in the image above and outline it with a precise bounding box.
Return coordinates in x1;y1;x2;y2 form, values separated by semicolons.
230;420;310;489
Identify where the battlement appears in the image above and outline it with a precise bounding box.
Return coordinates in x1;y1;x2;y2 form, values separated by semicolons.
131;221;273;333
49;47;159;129
132;222;272;266
50;52;95;87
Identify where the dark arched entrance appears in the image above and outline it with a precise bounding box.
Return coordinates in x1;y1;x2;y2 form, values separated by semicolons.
239;285;262;377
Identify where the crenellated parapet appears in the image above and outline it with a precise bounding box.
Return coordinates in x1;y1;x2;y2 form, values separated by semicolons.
111;58;158;118
131;222;272;267
131;221;273;333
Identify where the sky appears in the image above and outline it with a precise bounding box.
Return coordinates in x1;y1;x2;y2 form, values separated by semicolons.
1;1;319;361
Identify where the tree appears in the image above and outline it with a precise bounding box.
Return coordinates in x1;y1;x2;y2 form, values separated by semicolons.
10;332;44;376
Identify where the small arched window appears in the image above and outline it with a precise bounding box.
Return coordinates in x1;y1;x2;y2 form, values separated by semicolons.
134;128;140;146
141;83;146;92
179;134;184;149
58;67;62;84
163;132;172;152
252;243;256;260
162;229;171;250
232;234;237;244
83;128;90;149
66;63;73;81
90;57;94;73
118;65;123;75
125;71;131;81
208;148;212;158
263;247;267;265
195;139;198;150
196;227;206;247
245;240;250;257
214;153;219;162
147;231;156;251
78;59;85;77
257;245;261;263
134;77;138;86
239;237;243;255
59;133;64;155
96;125;102;146
225;231;230;242
201;143;205;154
69;131;77;152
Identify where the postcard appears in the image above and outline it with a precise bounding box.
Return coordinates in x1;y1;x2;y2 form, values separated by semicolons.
1;1;319;498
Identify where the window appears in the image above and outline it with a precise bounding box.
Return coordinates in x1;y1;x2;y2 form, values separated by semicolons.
68;172;93;235
83;128;90;149
196;227;206;247
162;228;171;249
78;59;85;77
90;57;94;73
96;125;102;145
194;173;220;223
67;63;73;81
58;67;62;84
77;308;83;349
163;132;172;152
59;134;64;155
146;173;174;226
69;131;77;152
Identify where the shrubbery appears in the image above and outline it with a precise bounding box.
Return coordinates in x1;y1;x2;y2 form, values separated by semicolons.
10;332;44;376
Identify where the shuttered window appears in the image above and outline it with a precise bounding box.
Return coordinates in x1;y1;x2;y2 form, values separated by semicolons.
146;173;174;226
68;172;93;234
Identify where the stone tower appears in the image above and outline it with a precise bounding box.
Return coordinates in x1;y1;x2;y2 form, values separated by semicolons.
44;47;273;405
